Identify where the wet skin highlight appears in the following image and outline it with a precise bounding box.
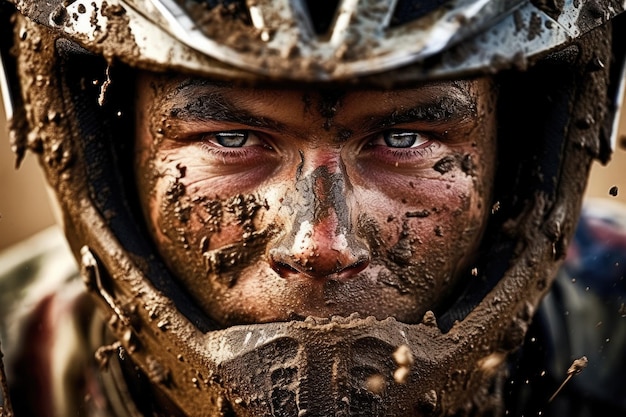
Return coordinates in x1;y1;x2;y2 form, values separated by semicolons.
134;74;497;327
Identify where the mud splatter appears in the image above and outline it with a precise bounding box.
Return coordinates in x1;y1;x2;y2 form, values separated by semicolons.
387;221;414;266
357;214;385;258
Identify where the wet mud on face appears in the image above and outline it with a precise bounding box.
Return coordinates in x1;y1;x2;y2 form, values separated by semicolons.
133;75;497;327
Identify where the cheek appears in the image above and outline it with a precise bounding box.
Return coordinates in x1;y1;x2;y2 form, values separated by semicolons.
140;144;278;247
352;150;492;291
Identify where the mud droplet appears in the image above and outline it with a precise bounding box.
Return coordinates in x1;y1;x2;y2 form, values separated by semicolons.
94;341;121;369
589;55;605;71
421;310;438;327
147;356;171;386
51;5;68;25
365;374;386;395
460;154;476;176
393;345;413;384
609;186;618;196
433;156;455;174
393;367;409;384
575;114;595;129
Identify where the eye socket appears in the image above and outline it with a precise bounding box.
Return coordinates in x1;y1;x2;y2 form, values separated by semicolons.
382;130;428;148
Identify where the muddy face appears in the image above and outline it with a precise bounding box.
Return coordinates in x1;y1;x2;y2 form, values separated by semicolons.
135;74;497;327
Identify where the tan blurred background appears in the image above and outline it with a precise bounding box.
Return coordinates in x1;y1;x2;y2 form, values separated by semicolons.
1;89;626;251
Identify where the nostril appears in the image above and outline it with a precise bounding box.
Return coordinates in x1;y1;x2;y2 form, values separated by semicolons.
270;259;300;278
270;248;370;280
345;257;369;276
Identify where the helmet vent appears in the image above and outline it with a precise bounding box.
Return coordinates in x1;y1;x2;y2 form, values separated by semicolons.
304;0;341;36
390;0;452;27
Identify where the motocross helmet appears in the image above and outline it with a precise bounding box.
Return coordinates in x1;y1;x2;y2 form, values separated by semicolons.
1;1;625;416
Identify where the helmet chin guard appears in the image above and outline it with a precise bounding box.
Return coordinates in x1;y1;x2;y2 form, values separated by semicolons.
2;0;623;415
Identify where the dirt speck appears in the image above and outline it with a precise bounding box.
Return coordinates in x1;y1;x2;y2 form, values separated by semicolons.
406;209;430;218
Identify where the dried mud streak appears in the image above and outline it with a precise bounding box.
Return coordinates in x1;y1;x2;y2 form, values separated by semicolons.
203;194;271;287
98;3;140;62
204;229;273;287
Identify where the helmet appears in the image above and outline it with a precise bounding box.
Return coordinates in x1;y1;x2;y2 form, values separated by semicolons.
1;1;625;416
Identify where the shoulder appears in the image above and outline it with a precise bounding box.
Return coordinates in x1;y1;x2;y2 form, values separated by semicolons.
0;227;92;417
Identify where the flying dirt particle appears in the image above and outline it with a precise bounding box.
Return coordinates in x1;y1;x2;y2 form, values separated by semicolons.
471;267;478;276
549;356;588;402
491;201;500;214
609;186;618;197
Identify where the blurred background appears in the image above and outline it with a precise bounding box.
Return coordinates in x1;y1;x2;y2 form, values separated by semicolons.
1;88;626;251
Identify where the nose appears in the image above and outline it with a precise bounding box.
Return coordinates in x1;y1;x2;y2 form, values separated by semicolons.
269;161;370;280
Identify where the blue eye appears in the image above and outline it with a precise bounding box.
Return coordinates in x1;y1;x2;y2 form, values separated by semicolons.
383;131;425;148
214;131;248;147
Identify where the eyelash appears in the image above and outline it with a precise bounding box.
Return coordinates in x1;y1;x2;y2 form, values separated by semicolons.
382;141;438;158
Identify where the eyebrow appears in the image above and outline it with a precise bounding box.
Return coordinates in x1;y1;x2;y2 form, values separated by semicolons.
361;94;476;132
166;91;285;130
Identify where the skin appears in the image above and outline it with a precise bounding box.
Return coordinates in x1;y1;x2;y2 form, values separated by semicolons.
134;74;497;327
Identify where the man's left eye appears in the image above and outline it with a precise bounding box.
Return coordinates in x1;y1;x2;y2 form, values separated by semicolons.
382;130;429;148
212;131;250;147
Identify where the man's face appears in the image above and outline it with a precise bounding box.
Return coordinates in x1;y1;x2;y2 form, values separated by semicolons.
135;75;497;327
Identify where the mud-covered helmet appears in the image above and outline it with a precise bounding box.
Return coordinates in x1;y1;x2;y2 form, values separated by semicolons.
1;1;625;416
